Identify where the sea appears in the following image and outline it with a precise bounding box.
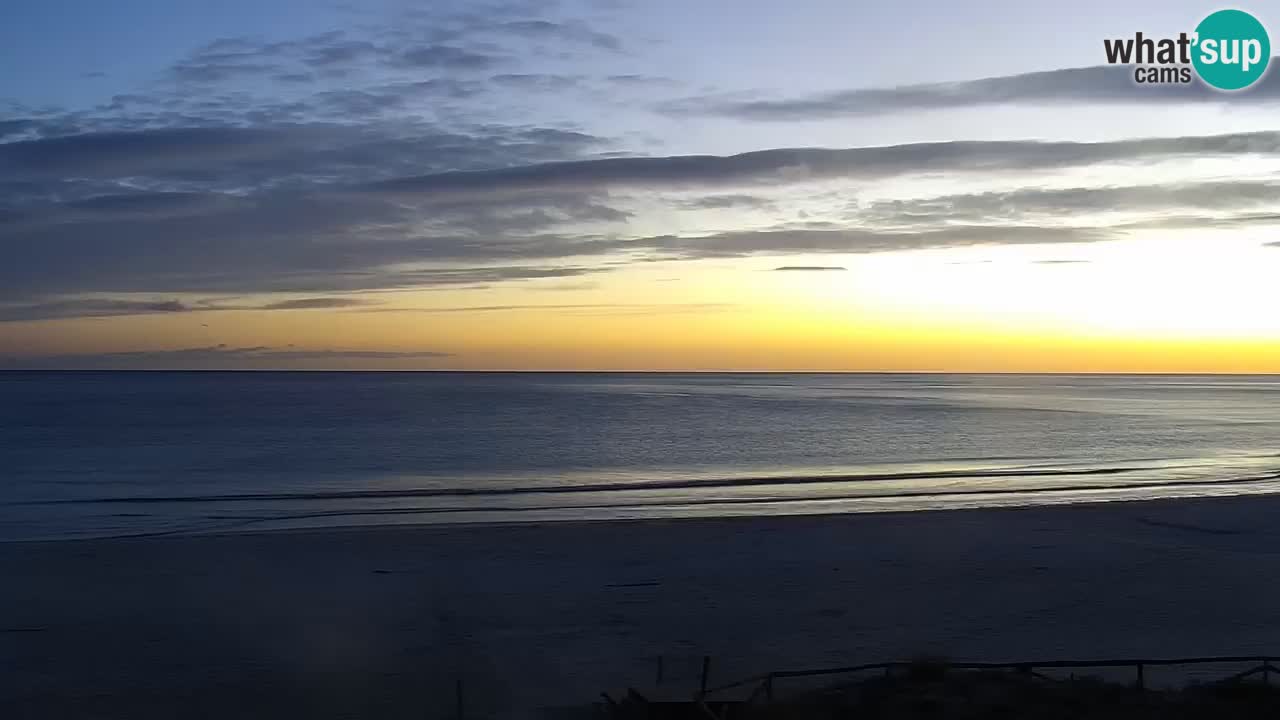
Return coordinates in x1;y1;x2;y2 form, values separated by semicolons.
1;371;1278;541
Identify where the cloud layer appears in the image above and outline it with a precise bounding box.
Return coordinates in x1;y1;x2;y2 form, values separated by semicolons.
6;2;1280;328
4;129;1280;319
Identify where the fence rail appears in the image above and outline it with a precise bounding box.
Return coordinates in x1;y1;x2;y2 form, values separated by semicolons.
698;654;1280;702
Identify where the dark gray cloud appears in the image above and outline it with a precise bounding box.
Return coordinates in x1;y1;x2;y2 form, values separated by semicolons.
0;296;379;322
860;180;1280;226
1121;212;1280;231
161;8;623;87
0;298;192;322
301;39;380;67
365;131;1280;196
361;266;606;287
241;348;451;360
3;182;1126;299
772;266;847;271
359;302;733;315
606;74;676;88
665;61;1280;121
0;127;290;177
388;45;501;70
680;194;773;210
0;184;623;297
0;123;607;193
635;226;1112;260
495;19;622;52
0;345;452;369
490;73;583;92
257;297;373;310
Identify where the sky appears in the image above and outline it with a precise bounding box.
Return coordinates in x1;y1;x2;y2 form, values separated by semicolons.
2;0;1280;371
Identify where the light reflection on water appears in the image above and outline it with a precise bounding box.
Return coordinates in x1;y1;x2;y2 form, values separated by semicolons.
2;372;1279;540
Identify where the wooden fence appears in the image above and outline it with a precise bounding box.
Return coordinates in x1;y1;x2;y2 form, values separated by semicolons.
697;654;1280;703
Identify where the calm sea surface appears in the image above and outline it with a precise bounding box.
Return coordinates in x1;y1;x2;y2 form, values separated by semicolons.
1;372;1278;541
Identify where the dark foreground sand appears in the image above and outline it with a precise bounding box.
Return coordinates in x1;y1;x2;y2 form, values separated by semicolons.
6;495;1280;718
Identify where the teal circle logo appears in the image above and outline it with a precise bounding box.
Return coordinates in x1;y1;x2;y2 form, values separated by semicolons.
1192;9;1270;90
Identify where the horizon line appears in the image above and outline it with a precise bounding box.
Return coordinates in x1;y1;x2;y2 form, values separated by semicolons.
2;369;1278;376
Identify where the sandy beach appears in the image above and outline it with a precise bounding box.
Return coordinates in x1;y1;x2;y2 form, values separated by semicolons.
6;495;1280;718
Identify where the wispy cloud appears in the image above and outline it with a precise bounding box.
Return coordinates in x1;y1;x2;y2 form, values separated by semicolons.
357;302;735;315
256;297;373;310
362;132;1280;196
857;180;1280;225
662;61;1280;121
387;45;501;70
160;9;623;93
0;298;193;322
0;345;453;369
0;296;377;322
634;226;1113;259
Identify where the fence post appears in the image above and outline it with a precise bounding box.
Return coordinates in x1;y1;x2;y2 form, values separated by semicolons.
455;677;465;720
700;655;711;697
1136;663;1145;690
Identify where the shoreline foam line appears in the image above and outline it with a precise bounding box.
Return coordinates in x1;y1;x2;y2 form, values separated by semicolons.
6;465;1174;506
